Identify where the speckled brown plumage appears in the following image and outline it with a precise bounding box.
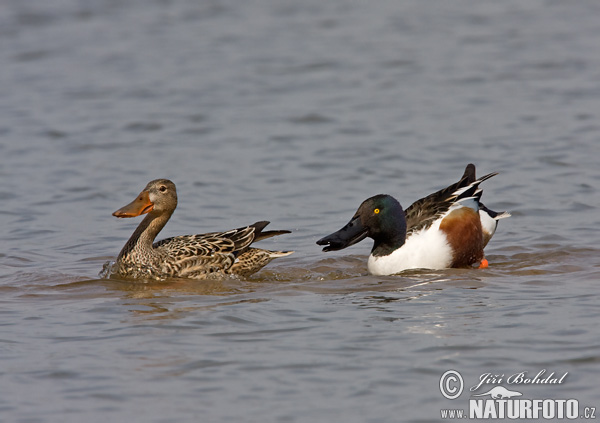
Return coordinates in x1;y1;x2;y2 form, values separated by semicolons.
111;179;292;280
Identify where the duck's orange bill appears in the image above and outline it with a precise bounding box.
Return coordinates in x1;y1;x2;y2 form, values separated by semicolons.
478;258;489;269
112;191;154;218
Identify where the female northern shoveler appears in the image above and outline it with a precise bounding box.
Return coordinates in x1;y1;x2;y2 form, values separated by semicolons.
111;179;292;280
316;164;510;275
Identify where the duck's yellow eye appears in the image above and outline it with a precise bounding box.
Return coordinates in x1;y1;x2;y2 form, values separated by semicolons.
374;208;380;214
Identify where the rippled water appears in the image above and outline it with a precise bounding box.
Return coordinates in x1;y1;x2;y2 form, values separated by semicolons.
2;0;600;421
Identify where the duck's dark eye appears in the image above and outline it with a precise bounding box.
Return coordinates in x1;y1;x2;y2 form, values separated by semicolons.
159;185;167;193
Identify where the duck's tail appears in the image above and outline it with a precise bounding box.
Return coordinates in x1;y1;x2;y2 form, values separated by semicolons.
250;221;292;242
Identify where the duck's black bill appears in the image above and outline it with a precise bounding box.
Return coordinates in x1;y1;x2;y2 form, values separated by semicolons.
317;216;368;252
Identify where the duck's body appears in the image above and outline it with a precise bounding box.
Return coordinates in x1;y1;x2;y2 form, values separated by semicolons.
112;179;292;280
367;213;453;275
317;164;509;275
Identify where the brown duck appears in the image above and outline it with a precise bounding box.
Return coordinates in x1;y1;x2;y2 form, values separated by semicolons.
111;179;292;280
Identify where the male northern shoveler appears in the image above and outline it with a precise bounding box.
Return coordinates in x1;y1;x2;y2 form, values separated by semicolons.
316;164;510;275
111;179;292;280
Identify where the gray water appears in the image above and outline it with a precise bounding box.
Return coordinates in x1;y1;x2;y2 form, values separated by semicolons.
2;0;600;422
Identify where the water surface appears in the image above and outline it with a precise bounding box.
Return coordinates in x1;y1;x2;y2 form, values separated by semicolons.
1;0;600;422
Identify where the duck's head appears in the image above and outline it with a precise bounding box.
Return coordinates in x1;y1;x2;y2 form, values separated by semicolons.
317;194;406;254
113;179;178;218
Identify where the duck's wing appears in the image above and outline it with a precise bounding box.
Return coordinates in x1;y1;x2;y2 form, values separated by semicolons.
153;221;291;277
154;225;255;256
152;225;257;276
404;166;497;236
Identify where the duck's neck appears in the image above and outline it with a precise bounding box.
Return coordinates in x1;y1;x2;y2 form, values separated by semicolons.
371;218;407;257
117;211;172;260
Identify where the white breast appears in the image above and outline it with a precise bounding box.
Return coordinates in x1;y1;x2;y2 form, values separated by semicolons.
367;220;453;275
